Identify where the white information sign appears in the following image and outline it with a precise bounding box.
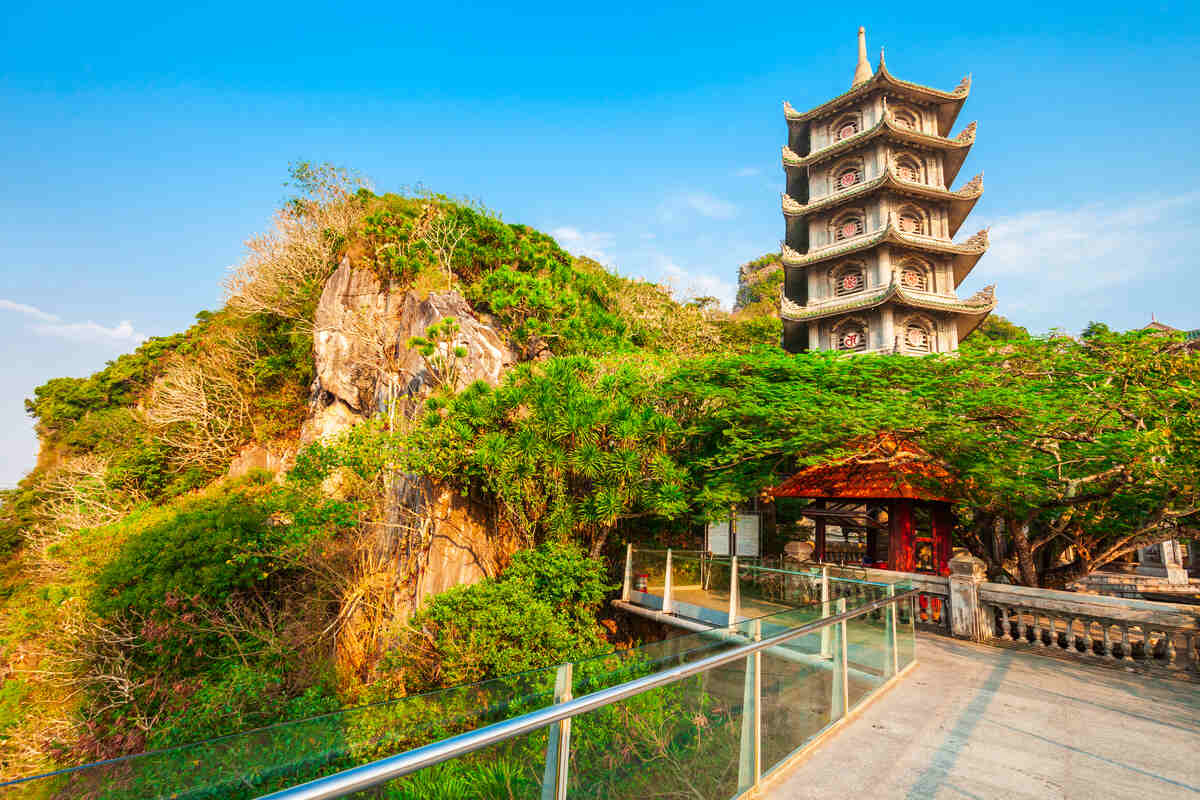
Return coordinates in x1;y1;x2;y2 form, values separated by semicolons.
734;514;761;557
706;519;731;556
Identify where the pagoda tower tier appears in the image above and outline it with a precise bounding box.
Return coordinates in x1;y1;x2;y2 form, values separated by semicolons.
779;28;995;355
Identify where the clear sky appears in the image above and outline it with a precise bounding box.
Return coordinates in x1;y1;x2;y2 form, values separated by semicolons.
2;0;1198;486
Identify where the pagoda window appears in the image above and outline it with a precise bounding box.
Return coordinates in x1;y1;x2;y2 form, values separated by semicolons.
832;114;860;142
897;205;926;235
895;154;923;183
834;320;869;352
832;161;863;192
892;107;919;131
831;212;865;241
899;261;930;291
832;263;867;297
900;318;935;354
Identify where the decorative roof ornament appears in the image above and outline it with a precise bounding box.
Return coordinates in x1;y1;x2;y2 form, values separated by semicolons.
964;227;990;249
955;121;978;143
967;284;996;303
781;193;805;214
954;74;972;94
781;242;804;261
960;172;984;194
852;27;873;87
879;46;886;70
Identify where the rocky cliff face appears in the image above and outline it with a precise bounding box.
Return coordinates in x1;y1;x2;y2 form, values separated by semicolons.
295;258;520;676
302;257;514;444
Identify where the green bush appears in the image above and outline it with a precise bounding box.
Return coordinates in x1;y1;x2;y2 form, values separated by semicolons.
407;542;613;688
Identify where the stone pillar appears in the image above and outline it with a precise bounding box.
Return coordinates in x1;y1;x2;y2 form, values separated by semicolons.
1137;540;1189;585
948;552;990;641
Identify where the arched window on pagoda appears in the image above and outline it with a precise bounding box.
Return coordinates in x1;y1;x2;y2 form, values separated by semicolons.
897;205;926;235
898;260;930;292
895;154;923;183
832;262;867;297
900;317;935;354
832;162;863;192
833;319;869;352
891;107;919;131
831;211;865;242
832;114;860;142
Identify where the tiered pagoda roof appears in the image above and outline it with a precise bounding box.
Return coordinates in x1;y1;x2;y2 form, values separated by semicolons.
780;279;996;341
781;223;990;288
783;55;971;137
782;170;984;236
782;118;977;186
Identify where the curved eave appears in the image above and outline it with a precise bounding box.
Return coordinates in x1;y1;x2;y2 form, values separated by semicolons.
782;172;984;237
782;226;990;278
783;62;970;136
876;61;971;136
780;284;995;325
782;119;977;185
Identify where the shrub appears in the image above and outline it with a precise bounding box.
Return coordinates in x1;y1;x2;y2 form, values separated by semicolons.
405;542;613;689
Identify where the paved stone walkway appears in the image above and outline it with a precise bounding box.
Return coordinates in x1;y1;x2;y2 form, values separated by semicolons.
766;635;1200;799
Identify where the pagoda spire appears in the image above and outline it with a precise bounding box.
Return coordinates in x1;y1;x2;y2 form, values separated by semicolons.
852;27;873;87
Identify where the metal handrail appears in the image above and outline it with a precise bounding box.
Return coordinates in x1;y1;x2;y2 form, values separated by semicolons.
257;589;918;800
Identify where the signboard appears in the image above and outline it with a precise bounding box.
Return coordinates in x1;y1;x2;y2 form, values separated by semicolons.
735;514;761;557
706;519;731;556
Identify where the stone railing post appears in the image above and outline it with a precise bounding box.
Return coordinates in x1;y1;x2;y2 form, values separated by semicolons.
948;552;990;641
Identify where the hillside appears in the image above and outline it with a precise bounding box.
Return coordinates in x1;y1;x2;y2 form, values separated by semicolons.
0;167;780;778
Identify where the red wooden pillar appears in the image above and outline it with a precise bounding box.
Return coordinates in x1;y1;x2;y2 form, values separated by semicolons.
888;499;914;572
813;500;826;561
933;503;954;575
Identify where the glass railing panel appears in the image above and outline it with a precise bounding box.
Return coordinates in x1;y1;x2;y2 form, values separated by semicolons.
759;618;833;777
844;607;889;709
1;662;566;799
629;548;668;608
563;659;747;798
671;555;732;625
356;726;551;800
897;591;917;671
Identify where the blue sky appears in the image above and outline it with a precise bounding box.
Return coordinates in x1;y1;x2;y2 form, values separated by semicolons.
2;0;1198;486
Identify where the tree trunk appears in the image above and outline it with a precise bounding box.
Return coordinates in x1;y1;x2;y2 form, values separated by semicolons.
1008;518;1040;587
589;528;610;560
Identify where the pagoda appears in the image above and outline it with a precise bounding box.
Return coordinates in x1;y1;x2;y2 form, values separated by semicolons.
779;28;996;354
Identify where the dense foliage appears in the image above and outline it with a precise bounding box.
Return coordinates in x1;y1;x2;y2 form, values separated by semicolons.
404;358;689;556
401;542;612;689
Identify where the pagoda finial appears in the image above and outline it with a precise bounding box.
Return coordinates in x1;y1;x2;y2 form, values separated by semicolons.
852;27;873;87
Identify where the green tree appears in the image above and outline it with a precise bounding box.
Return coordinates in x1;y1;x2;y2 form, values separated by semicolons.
662;331;1200;587
403;357;689;557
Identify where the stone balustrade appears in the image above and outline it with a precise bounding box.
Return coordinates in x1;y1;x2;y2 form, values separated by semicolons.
945;553;1200;679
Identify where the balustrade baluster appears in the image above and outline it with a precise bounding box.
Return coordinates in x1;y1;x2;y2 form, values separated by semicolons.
1067;617;1078;652
1102;624;1114;659
997;606;1009;640
1165;632;1177;666
1032;613;1044;647
1120;625;1134;662
1016;610;1027;643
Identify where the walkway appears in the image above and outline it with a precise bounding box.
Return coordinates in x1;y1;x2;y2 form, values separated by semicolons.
765;635;1200;800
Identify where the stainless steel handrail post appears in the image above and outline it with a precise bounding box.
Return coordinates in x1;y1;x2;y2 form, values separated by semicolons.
663;548;674;615
886;583;899;677
540;662;573;800
820;565;832;658
621;543;633;602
